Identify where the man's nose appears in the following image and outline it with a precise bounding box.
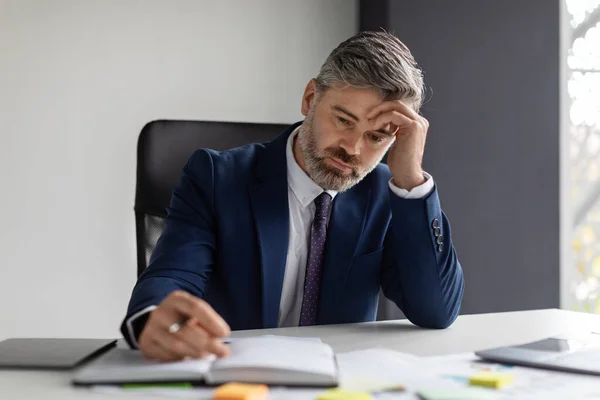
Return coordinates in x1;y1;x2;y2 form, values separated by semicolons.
338;133;362;156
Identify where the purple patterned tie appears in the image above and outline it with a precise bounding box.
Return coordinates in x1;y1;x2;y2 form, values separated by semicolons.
299;192;333;326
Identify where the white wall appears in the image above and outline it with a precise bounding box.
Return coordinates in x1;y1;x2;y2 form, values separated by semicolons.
0;0;357;340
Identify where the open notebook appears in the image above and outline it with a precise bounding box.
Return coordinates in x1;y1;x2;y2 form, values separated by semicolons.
72;336;337;387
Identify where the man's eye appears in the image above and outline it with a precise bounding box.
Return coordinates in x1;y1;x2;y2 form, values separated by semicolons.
337;116;352;126
369;134;384;143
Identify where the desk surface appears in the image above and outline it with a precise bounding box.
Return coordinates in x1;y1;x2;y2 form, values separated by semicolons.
1;309;599;399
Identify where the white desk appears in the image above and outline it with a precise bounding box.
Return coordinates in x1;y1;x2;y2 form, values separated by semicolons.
1;309;599;399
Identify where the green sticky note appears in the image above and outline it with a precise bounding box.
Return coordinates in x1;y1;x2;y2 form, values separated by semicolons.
418;387;495;400
122;382;193;390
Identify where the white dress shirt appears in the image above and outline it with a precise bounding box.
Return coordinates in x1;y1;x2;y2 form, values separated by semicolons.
126;127;435;345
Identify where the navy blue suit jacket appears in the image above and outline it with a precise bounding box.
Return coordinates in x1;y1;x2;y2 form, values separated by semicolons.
122;122;464;341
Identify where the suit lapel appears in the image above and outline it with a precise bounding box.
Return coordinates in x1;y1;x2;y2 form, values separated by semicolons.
318;181;371;323
249;123;300;328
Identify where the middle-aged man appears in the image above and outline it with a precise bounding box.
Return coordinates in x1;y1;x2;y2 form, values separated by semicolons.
121;31;464;361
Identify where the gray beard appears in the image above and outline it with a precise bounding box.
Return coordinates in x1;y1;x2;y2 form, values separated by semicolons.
297;113;380;192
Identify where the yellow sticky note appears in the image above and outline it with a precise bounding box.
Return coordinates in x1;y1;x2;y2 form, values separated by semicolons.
212;382;269;400
317;388;373;400
469;371;514;389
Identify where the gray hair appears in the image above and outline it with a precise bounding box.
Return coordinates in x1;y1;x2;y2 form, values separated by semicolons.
315;31;425;111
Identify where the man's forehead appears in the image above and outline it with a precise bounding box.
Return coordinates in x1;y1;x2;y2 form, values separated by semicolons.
320;86;385;116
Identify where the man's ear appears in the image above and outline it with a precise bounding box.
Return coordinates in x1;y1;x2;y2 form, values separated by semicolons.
301;79;318;116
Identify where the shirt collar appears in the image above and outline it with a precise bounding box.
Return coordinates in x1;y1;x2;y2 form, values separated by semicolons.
286;126;337;208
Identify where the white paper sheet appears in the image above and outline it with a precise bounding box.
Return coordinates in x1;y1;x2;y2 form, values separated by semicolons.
421;352;600;399
335;347;460;393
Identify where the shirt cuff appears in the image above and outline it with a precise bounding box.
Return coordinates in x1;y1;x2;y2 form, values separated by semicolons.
388;172;434;199
125;305;157;349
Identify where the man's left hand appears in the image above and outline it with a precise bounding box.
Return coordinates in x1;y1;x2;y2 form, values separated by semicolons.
367;100;429;191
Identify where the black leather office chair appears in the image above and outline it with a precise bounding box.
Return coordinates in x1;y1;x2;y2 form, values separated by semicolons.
134;119;288;277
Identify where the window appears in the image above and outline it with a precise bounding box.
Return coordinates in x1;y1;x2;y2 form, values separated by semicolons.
566;0;600;311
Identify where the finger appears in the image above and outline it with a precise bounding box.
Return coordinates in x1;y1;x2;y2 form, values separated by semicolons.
149;306;185;331
370;111;415;134
164;291;231;337
367;100;420;121
139;333;178;362
175;323;212;358
163;292;231;337
150;311;211;358
180;320;230;358
157;319;230;359
147;338;179;362
202;337;231;358
367;100;419;120
152;326;199;360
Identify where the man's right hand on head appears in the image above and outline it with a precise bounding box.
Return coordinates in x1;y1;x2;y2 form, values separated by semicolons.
138;290;231;362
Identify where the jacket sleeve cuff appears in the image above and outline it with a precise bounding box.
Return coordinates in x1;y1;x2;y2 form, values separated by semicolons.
123;305;157;349
388;171;434;199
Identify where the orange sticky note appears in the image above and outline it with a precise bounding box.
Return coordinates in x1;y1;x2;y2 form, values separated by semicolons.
212;382;269;400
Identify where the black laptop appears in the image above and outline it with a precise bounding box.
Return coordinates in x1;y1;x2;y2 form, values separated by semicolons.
0;338;117;370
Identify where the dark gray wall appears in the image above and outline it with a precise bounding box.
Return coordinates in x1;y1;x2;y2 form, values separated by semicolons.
358;0;388;32
363;0;560;317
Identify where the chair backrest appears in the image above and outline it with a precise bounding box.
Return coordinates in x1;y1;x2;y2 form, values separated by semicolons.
135;119;288;277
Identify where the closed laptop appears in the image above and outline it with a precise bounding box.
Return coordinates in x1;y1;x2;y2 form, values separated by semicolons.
0;338;116;369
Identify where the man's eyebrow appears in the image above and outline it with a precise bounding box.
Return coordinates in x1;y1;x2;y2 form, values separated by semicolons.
332;105;360;122
331;104;394;136
375;129;395;137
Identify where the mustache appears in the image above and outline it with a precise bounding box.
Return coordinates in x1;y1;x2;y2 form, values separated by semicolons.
322;147;360;167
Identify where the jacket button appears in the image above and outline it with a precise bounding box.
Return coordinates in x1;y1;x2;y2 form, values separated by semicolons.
434;227;441;237
437;243;444;252
432;219;440;229
437;235;443;244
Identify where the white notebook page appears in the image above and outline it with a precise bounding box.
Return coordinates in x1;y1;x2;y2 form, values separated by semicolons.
211;336;335;377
